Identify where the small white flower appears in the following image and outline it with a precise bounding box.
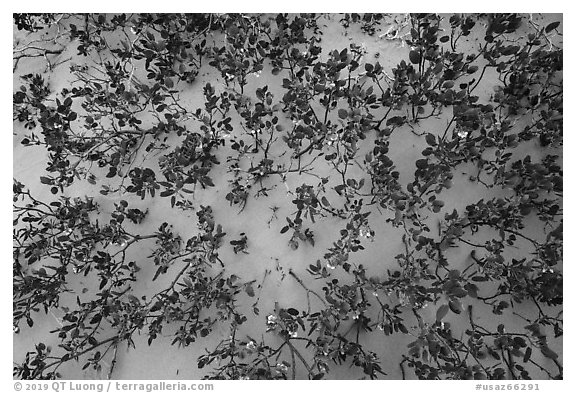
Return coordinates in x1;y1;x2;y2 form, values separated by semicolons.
398;292;408;306
276;363;288;373
266;315;278;332
326;261;336;270
267;314;277;323
457;129;468;138
246;341;257;351
13;325;20;334
289;331;298;338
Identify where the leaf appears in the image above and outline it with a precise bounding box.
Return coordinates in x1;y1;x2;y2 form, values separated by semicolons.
449;298;462;314
545;21;560;33
338;109;348;119
409;49;421;65
464;283;478;298
89;314;102;325
467;65;479;74
334;184;346;195
280;226;289;234
425;133;437;146
540;345;558;360
523;347;532;363
126;294;140;305
152;266;164;281
106;167;117;178
202;177;215;187
415;159;428;169
287;308;299;316
436;304;449;322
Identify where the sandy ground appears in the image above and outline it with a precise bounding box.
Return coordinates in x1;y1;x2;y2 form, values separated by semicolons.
13;13;562;379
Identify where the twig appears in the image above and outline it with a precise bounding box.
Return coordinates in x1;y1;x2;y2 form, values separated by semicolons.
13;49;64;72
107;343;119;380
284;339;313;378
289;269;327;306
399;356;407;380
289;343;296;380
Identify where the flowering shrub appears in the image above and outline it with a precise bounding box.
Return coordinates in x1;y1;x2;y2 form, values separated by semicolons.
13;13;562;380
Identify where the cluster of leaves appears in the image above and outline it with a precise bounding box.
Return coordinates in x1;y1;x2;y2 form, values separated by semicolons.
14;13;55;32
341;13;386;36
14;13;562;380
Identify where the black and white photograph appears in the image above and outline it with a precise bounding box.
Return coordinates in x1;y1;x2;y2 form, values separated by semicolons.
11;7;566;386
